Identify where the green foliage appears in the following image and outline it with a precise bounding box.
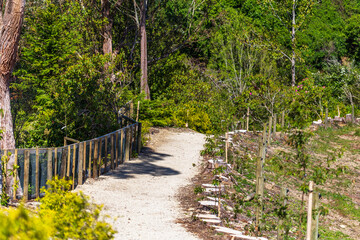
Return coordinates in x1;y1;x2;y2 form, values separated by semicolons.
0;205;53;240
39;177;115;239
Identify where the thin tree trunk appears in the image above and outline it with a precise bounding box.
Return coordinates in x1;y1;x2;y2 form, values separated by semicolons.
291;0;296;87
0;0;26;197
140;0;150;100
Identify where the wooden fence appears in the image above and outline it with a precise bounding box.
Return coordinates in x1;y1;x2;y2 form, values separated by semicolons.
0;102;141;201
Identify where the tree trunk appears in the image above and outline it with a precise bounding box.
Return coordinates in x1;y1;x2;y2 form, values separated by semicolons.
140;0;150;100
0;0;26;197
102;0;112;58
291;0;296;87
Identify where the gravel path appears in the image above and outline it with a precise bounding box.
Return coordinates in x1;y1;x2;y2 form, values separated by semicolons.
76;128;205;240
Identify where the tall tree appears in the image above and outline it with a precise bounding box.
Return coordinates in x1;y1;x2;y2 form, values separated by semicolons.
140;0;150;99
0;0;26;195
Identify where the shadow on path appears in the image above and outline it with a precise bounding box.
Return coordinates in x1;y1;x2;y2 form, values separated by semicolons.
109;147;180;179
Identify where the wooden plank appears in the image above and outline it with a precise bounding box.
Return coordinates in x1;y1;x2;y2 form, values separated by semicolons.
115;131;119;168
136;101;140;122
93;140;98;178
66;145;71;177
13;149;18;200
72;144;76;189
78;143;83;185
23;150;30;201
54;148;58;177
104;136;108;172
47;149;52;189
111;133;114;169
35;147;39;199
89;141;92;178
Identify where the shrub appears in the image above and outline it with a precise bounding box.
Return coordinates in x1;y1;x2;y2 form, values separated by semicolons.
39;177;115;239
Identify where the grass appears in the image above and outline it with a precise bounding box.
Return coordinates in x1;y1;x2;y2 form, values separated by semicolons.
319;227;353;240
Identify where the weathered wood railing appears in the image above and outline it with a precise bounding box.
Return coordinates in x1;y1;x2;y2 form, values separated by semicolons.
0;103;141;201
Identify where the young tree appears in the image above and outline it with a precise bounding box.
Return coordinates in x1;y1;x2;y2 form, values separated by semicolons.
140;0;150;99
0;0;26;195
263;0;317;86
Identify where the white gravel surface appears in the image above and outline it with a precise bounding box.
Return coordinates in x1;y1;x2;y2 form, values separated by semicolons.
76;128;205;240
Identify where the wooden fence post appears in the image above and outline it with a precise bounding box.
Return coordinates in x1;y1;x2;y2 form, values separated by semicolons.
78;143;83;185
120;129;124;164
246;107;250;131
93;140;98;178
83;142;86;173
268;116;272;145
67;145;71;177
111;134;114;170
35;147;39;198
47;148;52;189
137;123;142;154
88;141;92;178
54;148;58;177
255;124;267;230
273;113;277;138
23;150;30;201
136;101;140;122
104;136;108;172
59;147;67;178
72;144;76;189
125;128;129;161
13;149;18;200
98;138;102;176
277;186;287;240
306;181;314;240
130;101;134;119
115;131;119;167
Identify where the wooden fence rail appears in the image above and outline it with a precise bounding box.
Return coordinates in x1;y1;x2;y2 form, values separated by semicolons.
0;112;141;201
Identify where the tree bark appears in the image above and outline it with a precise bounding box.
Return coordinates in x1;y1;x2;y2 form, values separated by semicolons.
291;0;296;87
102;0;112;58
0;0;26;197
140;0;150;100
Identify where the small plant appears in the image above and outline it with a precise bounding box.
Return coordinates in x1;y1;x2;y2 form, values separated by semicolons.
194;185;205;194
355;128;360;137
1;152;19;206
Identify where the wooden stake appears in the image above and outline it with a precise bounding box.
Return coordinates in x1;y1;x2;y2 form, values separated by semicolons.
337;105;340;117
125;128;129;161
35;147;39;198
255;124;267;229
13;149;18;200
306;181;314;240
277;186;287;240
59;147;67;178
225;133;228;163
246;107;250;131
72;144;76;189
136;101;140;122
23;150;30;201
273;113;277;138
311;193;320;240
47;149;52;189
